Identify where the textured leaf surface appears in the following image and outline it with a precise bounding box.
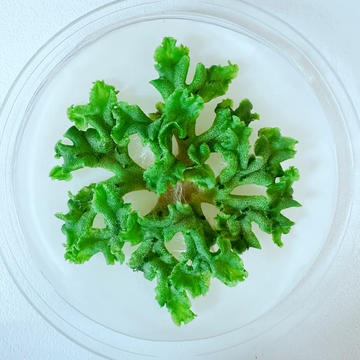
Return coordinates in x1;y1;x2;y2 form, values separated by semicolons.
51;37;300;325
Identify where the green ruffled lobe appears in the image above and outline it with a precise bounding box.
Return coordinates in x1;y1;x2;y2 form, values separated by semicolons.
50;37;300;325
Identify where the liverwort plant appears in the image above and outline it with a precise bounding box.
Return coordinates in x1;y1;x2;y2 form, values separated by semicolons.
50;37;300;325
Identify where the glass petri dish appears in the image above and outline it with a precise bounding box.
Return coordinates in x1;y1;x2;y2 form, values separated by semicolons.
0;0;359;358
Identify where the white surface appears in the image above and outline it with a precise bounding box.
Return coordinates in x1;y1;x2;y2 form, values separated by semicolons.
16;16;337;341
0;0;359;359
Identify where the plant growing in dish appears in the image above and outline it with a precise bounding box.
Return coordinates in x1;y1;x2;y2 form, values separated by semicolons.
50;37;300;325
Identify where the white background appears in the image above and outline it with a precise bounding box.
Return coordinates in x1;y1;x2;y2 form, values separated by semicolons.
1;0;360;359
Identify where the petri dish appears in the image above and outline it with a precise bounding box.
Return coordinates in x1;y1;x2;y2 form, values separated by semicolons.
0;1;359;358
